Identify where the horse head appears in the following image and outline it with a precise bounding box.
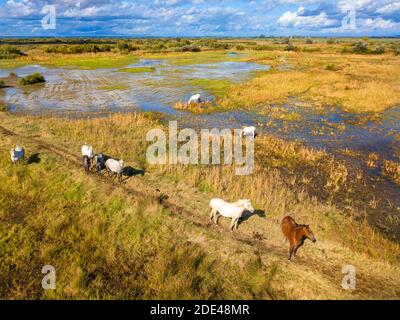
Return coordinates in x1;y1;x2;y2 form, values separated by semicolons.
238;199;255;213
303;225;317;242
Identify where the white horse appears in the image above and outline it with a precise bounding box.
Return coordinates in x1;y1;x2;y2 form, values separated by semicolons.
105;159;124;183
81;144;94;166
188;94;201;104
242;126;256;138
209;198;254;231
10;145;25;164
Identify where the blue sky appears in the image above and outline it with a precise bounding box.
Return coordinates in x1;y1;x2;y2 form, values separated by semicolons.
0;0;399;37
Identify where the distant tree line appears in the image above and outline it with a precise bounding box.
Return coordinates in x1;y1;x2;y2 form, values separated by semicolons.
1;37;399;57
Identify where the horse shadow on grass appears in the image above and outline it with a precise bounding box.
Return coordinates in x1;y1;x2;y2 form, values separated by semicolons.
27;153;41;164
121;166;145;183
238;209;266;226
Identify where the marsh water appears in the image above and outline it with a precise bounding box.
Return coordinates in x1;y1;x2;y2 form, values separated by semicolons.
2;58;399;157
2;57;399;160
1;58;268;113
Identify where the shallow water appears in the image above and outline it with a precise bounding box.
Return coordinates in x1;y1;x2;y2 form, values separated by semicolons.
2;58;399;163
2;59;268;114
174;104;400;162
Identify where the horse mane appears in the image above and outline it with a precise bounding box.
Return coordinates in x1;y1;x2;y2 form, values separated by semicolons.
293;224;307;233
232;200;248;208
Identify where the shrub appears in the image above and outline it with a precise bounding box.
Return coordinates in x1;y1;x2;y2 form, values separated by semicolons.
236;45;245;51
144;43;167;52
20;73;46;86
395;47;400;56
0;80;5;88
176;39;192;47
9;72;17;78
327;38;336;44
326;64;338;71
179;45;201;52
352;40;369;54
199;39;230;50
254;45;271;51
373;45;385;54
45;44;113;54
305;38;314;44
284;42;297;51
0;45;23;59
117;41;135;53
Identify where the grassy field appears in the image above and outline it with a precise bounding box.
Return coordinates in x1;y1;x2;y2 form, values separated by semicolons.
0;53;139;70
188;78;233;99
218;50;400;113
1;111;399;299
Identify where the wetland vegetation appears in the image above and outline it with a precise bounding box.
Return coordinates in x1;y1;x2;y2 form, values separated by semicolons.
1;37;400;299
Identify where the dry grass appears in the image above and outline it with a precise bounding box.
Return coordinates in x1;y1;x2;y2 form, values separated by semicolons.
219;51;400;113
173;101;214;113
383;160;400;185
367;153;379;168
1;112;399;299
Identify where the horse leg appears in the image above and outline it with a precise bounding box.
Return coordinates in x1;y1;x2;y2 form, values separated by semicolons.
234;218;240;231
230;219;236;232
214;211;219;225
210;209;215;221
293;244;302;258
288;245;294;261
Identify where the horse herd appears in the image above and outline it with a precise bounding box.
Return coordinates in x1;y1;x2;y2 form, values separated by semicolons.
9;143;316;260
81;144;125;182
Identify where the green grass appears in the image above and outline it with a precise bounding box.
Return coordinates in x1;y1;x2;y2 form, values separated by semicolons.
1;112;399;299
0;54;139;70
147;51;238;66
188;78;232;99
0;59;33;69
44;54;139;70
0;127;284;299
0;112;291;299
118;67;156;73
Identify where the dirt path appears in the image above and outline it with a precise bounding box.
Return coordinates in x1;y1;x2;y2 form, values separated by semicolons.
2;124;400;299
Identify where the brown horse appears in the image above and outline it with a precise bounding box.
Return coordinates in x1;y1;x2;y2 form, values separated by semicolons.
281;216;316;261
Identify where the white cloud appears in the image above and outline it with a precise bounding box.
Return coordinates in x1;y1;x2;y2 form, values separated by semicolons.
1;0;400;36
376;2;400;14
3;0;35;17
277;6;336;28
338;0;374;11
363;17;400;29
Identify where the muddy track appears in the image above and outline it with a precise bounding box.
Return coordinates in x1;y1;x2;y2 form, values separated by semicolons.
2;124;398;297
